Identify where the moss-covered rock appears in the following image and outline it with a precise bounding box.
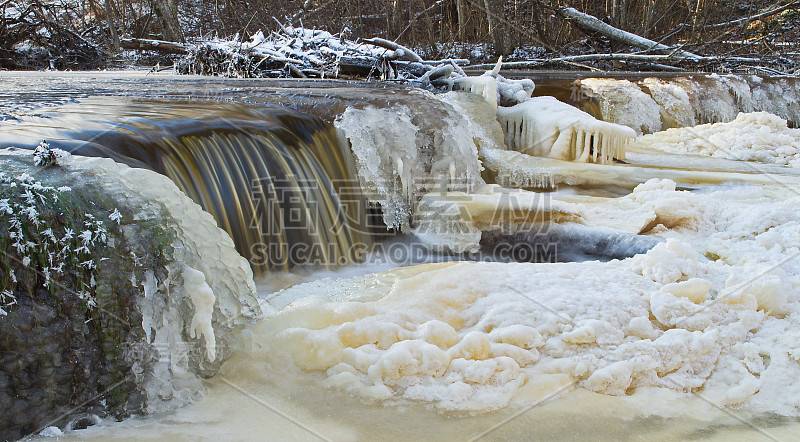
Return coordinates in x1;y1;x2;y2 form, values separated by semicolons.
0;148;260;440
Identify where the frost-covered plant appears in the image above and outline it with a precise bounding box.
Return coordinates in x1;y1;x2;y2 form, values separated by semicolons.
32;140;63;167
0;289;16;317
0;163;122;319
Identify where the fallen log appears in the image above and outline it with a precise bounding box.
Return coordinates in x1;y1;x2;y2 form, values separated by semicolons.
467;52;762;70
557;7;702;60
361;37;424;62
706;0;800;29
120;37;189;55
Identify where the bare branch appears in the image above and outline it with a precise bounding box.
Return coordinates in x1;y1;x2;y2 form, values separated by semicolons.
706;0;800;29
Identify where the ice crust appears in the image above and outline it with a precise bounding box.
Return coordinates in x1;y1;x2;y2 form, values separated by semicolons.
631;112;800;168
496;96;635;164
579;75;800;133
260;179;800;414
411;184;581;253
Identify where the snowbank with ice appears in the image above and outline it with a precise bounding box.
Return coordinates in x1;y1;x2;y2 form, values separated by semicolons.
631;112;800;168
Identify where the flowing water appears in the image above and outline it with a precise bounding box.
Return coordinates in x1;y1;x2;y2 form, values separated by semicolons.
3;71;800;440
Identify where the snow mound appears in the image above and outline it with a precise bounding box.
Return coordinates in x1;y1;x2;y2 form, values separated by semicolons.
631;112;800;168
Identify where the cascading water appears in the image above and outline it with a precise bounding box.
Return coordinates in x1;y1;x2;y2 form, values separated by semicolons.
0;98;371;274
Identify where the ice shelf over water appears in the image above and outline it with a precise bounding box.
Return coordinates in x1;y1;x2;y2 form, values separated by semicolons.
497;96;635;164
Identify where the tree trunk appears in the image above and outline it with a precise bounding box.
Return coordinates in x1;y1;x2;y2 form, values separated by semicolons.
483;0;503;55
103;0;120;52
154;0;183;43
456;0;465;40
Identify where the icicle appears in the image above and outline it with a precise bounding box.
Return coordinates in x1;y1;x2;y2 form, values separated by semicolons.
496;97;636;165
453;75;498;110
395;157;408;201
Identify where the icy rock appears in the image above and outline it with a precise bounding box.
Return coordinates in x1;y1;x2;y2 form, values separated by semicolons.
0;150;259;439
496;96;635;164
335;92;483;230
580;78;663;134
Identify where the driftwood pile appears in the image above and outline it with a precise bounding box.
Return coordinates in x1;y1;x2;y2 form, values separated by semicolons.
1;0;105;70
124;25;469;80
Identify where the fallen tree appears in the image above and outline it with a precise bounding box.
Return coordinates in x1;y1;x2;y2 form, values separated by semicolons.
556;6;702;60
120;38;189;55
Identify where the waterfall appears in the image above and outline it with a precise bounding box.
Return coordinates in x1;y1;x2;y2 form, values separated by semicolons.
1;99;372;275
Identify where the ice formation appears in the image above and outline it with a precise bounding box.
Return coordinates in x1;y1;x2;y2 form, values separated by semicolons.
453;71;535;109
453;75;498;110
63;155;261;412
578;75;800;134
496;96;635;164
256;178;800;416
630;112;800;168
672;76;739;125
185;265;217;362
580;78;662;134
335;92;483;230
639;78;696;129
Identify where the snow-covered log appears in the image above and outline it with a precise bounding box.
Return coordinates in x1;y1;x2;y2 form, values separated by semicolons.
361;37;424;62
557;7;701;60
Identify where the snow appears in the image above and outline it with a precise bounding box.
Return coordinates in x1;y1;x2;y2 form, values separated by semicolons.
38;426;64;437
183;26;394;78
631;112;800;168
